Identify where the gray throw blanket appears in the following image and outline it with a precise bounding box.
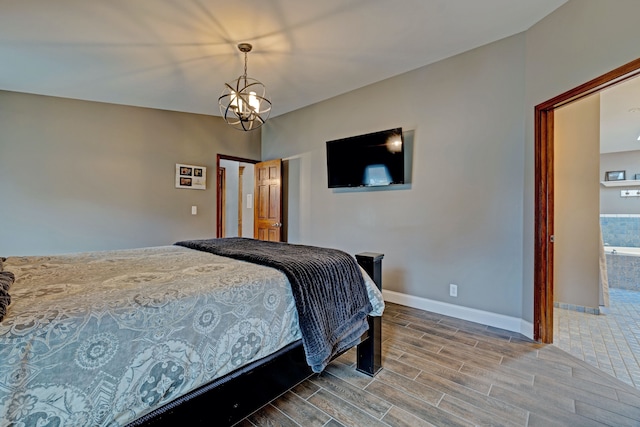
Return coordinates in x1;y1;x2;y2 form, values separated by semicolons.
175;238;373;373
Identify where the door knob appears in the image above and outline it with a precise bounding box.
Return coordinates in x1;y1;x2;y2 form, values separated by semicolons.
272;223;282;227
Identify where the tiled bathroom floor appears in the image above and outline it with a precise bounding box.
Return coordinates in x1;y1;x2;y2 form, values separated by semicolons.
554;287;640;389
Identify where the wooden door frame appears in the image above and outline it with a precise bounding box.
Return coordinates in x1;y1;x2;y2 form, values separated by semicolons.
216;154;259;238
534;57;640;342
218;167;226;237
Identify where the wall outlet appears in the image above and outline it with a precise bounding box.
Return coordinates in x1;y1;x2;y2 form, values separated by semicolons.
449;283;458;297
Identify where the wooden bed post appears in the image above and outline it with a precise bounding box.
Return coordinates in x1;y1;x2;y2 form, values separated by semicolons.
355;252;384;376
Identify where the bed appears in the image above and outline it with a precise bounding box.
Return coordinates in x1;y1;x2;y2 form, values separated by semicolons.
0;238;384;426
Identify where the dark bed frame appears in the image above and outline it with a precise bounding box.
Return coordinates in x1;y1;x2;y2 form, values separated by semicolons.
129;252;384;427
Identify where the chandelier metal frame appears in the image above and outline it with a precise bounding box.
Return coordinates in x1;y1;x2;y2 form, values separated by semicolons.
218;43;272;131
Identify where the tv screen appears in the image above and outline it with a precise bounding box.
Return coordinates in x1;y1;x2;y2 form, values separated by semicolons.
326;127;404;188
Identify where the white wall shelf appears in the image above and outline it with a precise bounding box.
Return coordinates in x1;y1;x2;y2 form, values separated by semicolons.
600;180;640;187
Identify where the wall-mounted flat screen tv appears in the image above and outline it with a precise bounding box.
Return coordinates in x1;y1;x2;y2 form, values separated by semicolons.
326;127;404;188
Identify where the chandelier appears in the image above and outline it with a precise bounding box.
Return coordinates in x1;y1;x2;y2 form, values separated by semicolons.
218;43;272;131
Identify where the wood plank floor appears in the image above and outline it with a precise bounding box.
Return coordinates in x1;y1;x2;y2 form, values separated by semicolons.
235;302;640;426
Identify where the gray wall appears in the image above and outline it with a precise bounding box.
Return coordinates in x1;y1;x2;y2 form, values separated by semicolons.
554;94;600;309
263;0;640;325
263;33;527;318
0;90;260;255
600;150;640;214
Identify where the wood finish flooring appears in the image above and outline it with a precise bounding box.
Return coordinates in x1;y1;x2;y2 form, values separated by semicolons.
236;302;640;426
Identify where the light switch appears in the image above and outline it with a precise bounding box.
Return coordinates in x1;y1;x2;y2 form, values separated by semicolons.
191;206;197;215
247;194;253;209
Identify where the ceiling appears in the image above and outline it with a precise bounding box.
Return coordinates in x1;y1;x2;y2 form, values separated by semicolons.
0;0;567;118
600;76;640;154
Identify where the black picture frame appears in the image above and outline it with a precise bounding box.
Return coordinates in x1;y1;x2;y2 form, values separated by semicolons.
605;170;626;181
176;163;206;190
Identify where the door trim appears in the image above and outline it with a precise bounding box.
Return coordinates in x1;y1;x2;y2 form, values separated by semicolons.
216;154;259;238
534;57;640;342
218;167;226;237
238;166;245;236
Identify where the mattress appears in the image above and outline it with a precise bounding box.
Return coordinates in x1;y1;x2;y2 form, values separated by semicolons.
0;245;383;426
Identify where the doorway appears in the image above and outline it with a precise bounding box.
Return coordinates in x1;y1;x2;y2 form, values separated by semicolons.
534;57;640;343
552;75;640;389
215;154;284;242
216;154;258;238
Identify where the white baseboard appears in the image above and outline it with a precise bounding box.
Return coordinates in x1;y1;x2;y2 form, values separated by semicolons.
382;290;534;340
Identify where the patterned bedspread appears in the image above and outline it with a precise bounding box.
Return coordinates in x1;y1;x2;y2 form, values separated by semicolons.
0;245;384;426
177;238;375;373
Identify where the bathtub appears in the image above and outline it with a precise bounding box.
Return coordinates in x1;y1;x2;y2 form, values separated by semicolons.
605;246;640;290
604;246;640;256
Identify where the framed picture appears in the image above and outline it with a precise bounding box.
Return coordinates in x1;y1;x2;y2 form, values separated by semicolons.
605;170;626;181
176;163;206;189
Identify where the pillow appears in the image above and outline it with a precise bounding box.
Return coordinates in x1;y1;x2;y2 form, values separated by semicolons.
0;270;14;322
